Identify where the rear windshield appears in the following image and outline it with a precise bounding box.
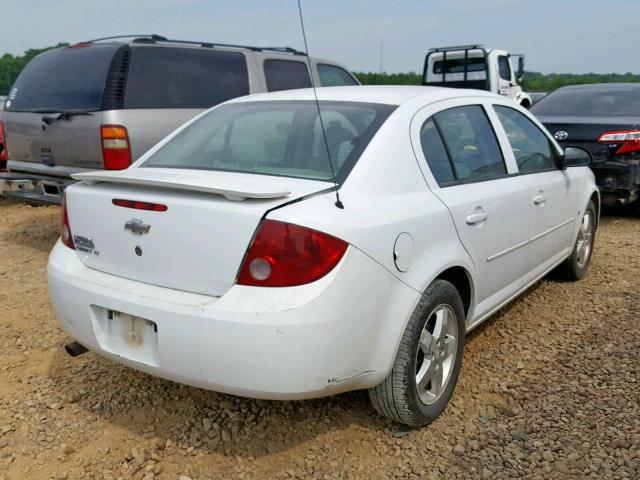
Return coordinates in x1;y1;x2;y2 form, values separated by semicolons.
124;47;249;109
531;88;640;116
142;101;395;182
433;57;486;74
4;44;118;112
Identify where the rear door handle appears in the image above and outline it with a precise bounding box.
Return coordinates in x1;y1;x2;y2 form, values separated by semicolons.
533;194;547;205
466;210;489;225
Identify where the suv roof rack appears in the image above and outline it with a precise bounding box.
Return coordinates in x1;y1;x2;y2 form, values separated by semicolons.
428;44;484;52
77;34;307;55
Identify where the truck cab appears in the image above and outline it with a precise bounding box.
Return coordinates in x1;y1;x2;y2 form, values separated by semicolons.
422;45;532;108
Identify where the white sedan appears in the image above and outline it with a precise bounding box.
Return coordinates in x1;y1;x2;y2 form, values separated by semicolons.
48;86;598;426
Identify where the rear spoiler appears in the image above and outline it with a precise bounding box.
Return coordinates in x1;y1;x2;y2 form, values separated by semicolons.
72;168;291;202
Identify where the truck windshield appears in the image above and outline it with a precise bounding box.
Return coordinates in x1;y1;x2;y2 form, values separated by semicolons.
142;100;395;182
4;44;118;112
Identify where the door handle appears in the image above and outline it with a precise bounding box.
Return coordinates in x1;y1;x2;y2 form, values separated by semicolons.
533;194;547;205
466;210;489;225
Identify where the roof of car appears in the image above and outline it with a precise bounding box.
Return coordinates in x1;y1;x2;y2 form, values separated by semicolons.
230;85;499;106
556;83;640;91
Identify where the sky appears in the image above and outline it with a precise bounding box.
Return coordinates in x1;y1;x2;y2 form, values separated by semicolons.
0;0;638;74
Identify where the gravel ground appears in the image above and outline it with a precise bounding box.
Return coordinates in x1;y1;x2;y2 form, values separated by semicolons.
0;196;638;480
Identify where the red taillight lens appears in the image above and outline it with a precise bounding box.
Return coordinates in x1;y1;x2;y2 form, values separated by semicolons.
61;194;75;250
237;219;348;287
0;120;8;163
112;199;168;211
597;130;640;155
101;124;132;170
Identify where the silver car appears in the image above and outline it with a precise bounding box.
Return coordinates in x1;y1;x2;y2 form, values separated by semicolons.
0;34;359;204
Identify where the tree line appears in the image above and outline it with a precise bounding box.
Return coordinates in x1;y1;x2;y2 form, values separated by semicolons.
1;44;639;95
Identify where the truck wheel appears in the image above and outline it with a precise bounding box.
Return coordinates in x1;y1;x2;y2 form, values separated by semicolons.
556;200;596;280
369;279;465;427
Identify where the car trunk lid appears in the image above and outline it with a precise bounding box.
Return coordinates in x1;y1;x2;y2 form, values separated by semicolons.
539;115;640;162
65;169;331;296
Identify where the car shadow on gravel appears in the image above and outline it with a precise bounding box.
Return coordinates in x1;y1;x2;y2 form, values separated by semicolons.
0;207;59;254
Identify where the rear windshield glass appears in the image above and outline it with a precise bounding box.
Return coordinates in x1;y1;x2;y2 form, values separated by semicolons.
142;101;395;182
433;57;486;74
124;47;249;109
531;88;640;116
4;44;118;112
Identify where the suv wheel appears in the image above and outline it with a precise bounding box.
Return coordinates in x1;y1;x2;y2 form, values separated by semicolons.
369;279;465;427
556;200;596;280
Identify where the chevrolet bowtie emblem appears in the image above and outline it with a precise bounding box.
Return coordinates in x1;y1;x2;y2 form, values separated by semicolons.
124;219;151;235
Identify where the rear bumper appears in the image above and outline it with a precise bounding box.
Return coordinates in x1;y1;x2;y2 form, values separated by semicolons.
591;159;640;206
0;171;74;205
47;240;420;400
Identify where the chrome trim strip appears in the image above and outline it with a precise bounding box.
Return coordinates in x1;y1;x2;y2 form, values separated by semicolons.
486;217;576;263
530;217;575;242
487;239;530;262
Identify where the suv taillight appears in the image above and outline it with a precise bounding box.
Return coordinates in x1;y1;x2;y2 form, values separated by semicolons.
61;193;75;250
236;220;348;287
597;130;640;155
101;124;132;170
0;119;7;163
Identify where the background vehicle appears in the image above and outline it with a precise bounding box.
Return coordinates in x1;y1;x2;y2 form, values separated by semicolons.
0;34;358;205
48;86;598;427
531;83;640;207
0;110;6;171
422;44;532;108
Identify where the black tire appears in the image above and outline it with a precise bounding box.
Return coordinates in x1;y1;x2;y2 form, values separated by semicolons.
369;279;465;427
555;200;597;281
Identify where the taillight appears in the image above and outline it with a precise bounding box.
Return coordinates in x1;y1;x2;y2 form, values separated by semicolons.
597;130;640;155
112;199;168;211
61;194;75;250
237;219;348;287
0;120;8;163
101;124;132;170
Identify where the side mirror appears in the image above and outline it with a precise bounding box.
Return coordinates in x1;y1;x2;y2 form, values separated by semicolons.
516;56;524;83
562;146;593;168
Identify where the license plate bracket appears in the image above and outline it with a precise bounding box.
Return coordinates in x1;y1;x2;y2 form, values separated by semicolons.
90;306;160;366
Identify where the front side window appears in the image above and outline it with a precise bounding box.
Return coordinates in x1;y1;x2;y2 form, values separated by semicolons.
264;60;312;92
494;105;557;173
498;56;511;81
142;101;395;182
318;64;358;86
124;47;249;109
432;105;507;182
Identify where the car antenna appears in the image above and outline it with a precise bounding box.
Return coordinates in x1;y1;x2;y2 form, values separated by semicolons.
296;0;344;209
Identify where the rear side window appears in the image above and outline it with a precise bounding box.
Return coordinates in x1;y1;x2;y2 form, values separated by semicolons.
264;60;312;92
494;105;557;173
498;56;511;81
433;105;506;182
420;119;455;184
5;44;118;111
142;100;395;182
433;57;486;74
318;64;358;86
124;47;249;109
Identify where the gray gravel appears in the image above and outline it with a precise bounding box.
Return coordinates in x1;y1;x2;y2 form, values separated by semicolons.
0;197;638;479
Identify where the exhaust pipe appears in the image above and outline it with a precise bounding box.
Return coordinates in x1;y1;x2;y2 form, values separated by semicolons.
65;341;88;357
616;198;628;207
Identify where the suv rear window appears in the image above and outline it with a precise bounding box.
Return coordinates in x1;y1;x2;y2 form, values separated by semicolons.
264;60;312;92
124;47;249;109
4;44;119;112
142;101;395;182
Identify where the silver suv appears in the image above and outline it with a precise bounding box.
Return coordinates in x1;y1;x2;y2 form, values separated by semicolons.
0;34;359;204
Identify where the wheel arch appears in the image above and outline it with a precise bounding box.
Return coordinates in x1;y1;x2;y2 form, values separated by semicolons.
434;265;474;321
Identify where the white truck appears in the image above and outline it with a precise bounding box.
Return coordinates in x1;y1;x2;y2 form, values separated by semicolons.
422;44;532;108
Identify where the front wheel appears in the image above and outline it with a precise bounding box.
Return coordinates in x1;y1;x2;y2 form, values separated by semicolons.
556;200;597;280
369;279;465;427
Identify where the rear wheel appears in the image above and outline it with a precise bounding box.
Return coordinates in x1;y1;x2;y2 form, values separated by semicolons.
556;200;596;280
369;279;465;427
